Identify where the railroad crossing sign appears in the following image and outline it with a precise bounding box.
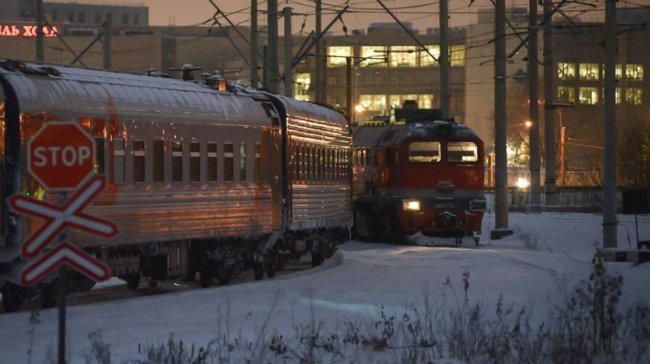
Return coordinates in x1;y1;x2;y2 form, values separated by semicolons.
9;176;117;259
8;176;116;285
28;121;95;190
20;242;110;286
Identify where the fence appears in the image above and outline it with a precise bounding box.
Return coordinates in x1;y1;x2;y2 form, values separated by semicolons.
485;187;622;213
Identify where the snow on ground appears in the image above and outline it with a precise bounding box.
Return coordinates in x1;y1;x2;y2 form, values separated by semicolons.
0;211;649;362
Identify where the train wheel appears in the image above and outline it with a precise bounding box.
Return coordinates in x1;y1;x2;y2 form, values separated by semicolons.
254;263;264;280
216;264;232;285
124;274;140;290
1;284;23;312
199;268;213;288
39;284;57;309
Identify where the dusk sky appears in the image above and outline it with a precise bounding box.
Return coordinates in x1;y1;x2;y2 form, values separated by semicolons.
136;0;644;33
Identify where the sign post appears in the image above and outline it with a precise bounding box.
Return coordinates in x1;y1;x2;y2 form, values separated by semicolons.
8;121;117;364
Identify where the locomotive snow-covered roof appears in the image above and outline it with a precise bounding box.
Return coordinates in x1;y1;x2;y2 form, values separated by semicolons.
0;59;270;125
352;120;481;148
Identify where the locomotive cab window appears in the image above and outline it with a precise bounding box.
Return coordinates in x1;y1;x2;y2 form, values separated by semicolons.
447;141;479;163
408;141;441;162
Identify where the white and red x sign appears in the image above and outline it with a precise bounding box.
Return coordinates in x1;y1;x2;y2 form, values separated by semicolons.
20;242;110;286
8;176;117;259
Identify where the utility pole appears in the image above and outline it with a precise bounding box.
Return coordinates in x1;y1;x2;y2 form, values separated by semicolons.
528;0;541;210
439;0;450;118
603;0;617;247
251;0;259;88
35;0;44;62
103;21;111;70
493;0;511;236
283;7;293;98
543;0;556;205
267;0;279;93
315;0;323;103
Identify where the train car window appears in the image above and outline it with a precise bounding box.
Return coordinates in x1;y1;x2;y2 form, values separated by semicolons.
94;137;105;175
224;142;234;181
207;142;217;182
298;146;305;181
408;142;441;163
172;140;183;182
133;140;145;182
255;142;261;181
113;138;125;183
153;140;164;182
447;141;479;163
239;142;247;181
190;141;200;182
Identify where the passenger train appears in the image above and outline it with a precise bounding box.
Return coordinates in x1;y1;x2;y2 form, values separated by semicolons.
0;59;351;311
0;59;485;312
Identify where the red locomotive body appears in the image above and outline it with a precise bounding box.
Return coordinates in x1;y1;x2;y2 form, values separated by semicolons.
352;119;486;244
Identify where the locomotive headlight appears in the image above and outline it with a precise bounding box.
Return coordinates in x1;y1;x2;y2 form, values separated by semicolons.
403;200;421;211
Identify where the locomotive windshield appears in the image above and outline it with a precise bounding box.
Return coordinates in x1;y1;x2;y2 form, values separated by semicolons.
408;141;441;163
447;141;479;163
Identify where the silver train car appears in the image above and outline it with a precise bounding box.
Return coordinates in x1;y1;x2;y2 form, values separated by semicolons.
0;59;352;311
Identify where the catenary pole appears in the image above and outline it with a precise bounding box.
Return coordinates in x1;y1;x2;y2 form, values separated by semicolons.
284;7;293;97
251;0;259;87
494;0;509;231
603;0;617;247
528;0;541;210
267;0;279;93
543;0;556;205
439;0;449;118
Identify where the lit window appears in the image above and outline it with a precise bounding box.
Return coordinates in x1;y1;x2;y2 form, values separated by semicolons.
447;142;479;163
579;63;599;81
417;95;433;109
389;46;416;67
450;45;466;67
327;46;352;66
294;73;310;101
408;142;441;163
420;45;440;66
626;64;644;81
626;88;642;105
578;87;599;105
557;63;576;80
360;46;387;67
358;94;387;112
557;86;576;103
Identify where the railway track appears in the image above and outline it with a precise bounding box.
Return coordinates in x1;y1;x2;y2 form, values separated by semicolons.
1;256;314;314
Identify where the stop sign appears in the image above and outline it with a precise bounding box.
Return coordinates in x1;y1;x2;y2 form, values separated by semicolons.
28;122;95;190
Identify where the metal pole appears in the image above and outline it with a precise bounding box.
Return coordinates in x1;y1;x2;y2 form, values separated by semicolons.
494;0;510;232
102;21;111;70
267;0;279;93
603;0;617;247
251;0;259;87
439;0;449;118
283;7;293;97
346;57;353;121
543;0;556;205
528;0;541;210
36;0;44;62
57;191;68;364
315;0;323;103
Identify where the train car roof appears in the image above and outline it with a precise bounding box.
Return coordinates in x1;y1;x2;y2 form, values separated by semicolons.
265;93;348;127
0;59;271;125
352;120;481;148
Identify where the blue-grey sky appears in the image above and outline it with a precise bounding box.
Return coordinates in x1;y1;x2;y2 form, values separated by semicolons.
139;0;643;33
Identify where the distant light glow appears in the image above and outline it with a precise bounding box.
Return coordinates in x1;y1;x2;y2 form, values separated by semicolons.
516;177;530;189
403;200;421;211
